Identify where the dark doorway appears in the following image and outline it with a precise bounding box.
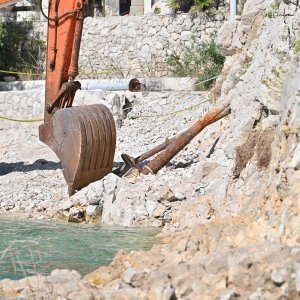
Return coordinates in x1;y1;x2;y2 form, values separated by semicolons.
120;0;131;15
86;0;95;16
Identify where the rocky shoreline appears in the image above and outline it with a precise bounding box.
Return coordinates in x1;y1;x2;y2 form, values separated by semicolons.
0;0;299;299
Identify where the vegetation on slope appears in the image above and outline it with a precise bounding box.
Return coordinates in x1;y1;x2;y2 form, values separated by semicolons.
166;38;225;90
167;0;214;13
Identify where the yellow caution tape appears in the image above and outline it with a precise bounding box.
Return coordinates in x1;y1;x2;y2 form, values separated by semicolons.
0;98;211;123
0;69;42;76
193;75;219;86
128;98;211;120
0;115;43;122
0;63;168;77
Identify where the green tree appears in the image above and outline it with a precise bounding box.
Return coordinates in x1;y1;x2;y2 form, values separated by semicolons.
0;22;45;79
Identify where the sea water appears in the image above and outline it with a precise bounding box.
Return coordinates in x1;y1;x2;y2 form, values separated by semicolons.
0;217;158;280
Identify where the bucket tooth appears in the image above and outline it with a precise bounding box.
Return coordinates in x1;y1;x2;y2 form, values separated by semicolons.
39;104;116;196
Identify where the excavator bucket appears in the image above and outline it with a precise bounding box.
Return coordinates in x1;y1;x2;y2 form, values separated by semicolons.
39;0;117;195
39;104;116;196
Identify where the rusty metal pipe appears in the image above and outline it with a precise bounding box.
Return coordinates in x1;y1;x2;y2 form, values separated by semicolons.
121;136;176;167
116;133;186;174
139;100;231;175
114;138;174;174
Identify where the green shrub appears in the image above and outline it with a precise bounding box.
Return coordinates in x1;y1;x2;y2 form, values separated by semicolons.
266;1;281;18
167;0;212;13
166;53;194;77
196;62;223;90
194;0;213;9
166;38;225;90
293;39;300;53
167;0;194;12
0;21;45;80
154;7;161;14
238;0;247;14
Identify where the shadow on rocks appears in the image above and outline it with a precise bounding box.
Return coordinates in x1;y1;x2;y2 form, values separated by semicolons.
0;159;62;176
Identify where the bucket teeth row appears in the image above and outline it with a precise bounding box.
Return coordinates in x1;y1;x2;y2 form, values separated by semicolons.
39;104;116;196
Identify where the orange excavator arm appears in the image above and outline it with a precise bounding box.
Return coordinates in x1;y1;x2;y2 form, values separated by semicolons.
39;0;116;196
43;0;85;121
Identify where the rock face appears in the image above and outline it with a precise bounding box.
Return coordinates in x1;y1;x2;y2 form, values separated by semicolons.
0;0;299;298
262;54;300;245
213;0;300;243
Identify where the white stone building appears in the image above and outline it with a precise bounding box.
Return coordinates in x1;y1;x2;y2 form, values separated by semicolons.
0;0;163;21
103;0;162;16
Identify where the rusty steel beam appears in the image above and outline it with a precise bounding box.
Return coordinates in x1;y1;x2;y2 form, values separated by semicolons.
113;134;183;175
121;136;178;167
139;100;231;175
114;133;185;176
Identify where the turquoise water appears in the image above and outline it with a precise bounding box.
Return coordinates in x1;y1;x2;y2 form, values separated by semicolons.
0;218;158;280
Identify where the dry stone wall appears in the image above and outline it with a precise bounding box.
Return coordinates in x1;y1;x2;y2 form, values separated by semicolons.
1;11;227;78
79;13;225;78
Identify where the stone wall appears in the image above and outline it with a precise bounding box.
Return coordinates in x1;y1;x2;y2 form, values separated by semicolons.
0;90;102;122
0;77;196;122
79;13;226;78
31;10;227;79
1;9;227;78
